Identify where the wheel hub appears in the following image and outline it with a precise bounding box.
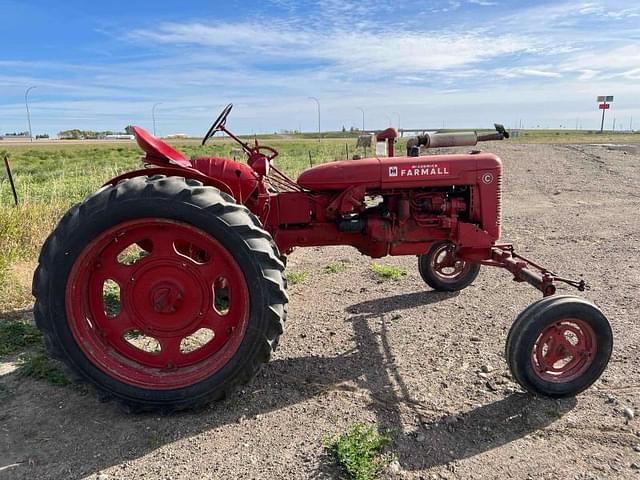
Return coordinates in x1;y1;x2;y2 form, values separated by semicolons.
129;259;208;336
532;318;597;382
150;282;183;314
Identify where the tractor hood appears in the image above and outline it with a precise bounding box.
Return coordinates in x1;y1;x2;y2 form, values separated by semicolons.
296;153;501;190
133;126;192;168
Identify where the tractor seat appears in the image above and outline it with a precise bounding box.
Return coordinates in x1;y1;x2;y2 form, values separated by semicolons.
133;126;192;168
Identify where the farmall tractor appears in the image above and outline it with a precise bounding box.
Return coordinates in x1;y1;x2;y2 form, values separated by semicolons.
33;105;613;412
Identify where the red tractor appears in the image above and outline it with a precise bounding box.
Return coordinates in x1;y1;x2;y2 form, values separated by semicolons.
33;104;612;412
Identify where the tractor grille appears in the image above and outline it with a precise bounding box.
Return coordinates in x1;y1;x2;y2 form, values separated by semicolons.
496;173;503;227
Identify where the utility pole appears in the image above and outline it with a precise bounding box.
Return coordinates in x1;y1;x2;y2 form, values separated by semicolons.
152;102;162;136
357;107;365;131
308;97;320;139
25;86;37;142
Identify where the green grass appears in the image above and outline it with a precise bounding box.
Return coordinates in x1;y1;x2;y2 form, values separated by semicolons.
370;263;406;280
286;270;308;285
0;320;42;356
323;261;349;274
18;349;70;386
325;423;393;480
147;431;167;449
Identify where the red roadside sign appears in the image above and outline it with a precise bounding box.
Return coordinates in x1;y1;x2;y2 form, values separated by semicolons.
599;103;610;110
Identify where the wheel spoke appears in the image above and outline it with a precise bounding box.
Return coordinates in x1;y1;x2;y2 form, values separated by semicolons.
105;312;136;342
157;336;184;368
98;259;133;286
151;229;178;257
196;262;226;286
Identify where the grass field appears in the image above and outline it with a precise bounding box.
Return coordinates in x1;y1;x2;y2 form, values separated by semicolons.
1;129;638;312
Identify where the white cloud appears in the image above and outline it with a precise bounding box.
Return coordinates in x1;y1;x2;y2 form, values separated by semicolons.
468;0;497;6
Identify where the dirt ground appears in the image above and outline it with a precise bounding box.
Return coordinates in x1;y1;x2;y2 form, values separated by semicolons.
1;142;639;480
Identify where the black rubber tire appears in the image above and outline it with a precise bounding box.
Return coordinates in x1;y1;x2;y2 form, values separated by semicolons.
32;175;288;413
506;295;612;398
418;241;481;292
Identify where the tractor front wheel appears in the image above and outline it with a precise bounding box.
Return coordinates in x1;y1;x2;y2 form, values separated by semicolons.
32;175;287;412
506;295;612;398
418;241;480;292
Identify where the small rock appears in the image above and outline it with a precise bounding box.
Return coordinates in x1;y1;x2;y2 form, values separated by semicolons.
443;415;460;425
416;433;426;442
605;394;617;404
470;335;480;342
388;459;403;475
477;372;489;379
631;462;640;470
486;381;499;392
633;444;640;452
97;474;109;480
624;407;635;422
481;364;493;373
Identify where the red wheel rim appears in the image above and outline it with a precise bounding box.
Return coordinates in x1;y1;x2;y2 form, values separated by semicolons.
65;219;250;390
531;318;597;382
431;243;471;282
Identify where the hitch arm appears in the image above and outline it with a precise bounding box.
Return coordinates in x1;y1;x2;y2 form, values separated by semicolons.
480;245;586;297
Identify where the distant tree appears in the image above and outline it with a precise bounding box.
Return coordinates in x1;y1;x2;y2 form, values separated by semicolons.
124;125;135;135
342;125;346;132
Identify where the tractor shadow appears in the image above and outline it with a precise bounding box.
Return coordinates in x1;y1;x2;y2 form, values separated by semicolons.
346;290;459;315
0;291;573;478
338;293;577;473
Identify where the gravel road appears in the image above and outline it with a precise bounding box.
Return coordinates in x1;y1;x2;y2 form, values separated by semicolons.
1;142;639;479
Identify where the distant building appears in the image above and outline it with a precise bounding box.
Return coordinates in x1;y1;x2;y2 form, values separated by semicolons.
0;132;29;140
104;134;135;140
166;133;188;139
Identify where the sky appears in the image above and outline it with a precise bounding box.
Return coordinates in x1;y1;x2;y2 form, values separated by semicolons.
0;0;639;136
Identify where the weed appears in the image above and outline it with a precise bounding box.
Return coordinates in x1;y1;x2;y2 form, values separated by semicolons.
325;423;393;480
18;349;70;386
324;261;348;274
148;432;167;449
286;270;308;284
370;263;406;281
0;320;42;356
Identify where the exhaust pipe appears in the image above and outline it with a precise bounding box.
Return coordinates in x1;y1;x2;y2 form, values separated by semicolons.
407;124;509;155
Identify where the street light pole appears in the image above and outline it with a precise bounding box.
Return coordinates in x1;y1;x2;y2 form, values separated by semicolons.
25;86;36;142
152;102;163;136
357;107;365;131
308;97;320;139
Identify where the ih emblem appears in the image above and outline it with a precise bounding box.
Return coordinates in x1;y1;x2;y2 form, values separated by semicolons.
389;166;398;177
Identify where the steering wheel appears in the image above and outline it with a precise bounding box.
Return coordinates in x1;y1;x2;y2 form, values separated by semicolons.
202;103;233;145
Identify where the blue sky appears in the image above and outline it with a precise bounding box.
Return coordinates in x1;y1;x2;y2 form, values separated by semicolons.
1;0;639;136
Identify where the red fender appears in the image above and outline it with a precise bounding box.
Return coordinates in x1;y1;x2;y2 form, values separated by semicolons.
104;167;236;199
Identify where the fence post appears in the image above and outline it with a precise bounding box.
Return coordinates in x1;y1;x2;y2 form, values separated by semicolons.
3;154;18;206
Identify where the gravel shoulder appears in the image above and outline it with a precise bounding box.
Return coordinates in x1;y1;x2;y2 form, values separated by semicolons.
1;142;639;479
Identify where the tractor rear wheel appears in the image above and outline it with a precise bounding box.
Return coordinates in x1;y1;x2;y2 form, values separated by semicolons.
418;241;480;292
32;175;287;412
506;295;612;398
